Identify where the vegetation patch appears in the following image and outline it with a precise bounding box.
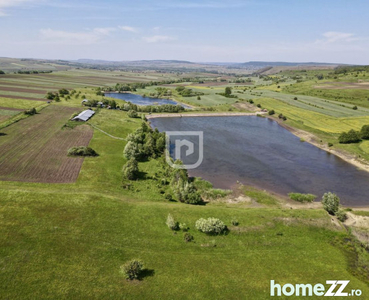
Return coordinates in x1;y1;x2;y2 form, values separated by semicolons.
68;146;98;157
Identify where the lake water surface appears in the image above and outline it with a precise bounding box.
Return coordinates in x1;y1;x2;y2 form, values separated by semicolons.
150;116;369;206
105;92;190;108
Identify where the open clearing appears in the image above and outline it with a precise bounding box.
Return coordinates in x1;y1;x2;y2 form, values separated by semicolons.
0;105;93;183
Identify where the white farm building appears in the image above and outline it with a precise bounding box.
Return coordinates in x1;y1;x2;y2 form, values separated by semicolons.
72;109;95;122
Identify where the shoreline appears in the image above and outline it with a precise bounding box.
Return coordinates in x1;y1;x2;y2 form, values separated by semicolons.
146;112;266;119
148;112;369;208
104;91;195;109
268;115;369;174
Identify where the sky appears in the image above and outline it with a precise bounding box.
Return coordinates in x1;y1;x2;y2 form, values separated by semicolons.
0;0;368;64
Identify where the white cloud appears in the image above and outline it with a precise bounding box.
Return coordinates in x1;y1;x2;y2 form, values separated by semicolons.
0;0;41;16
93;27;116;35
143;35;175;43
318;31;360;44
39;28;114;45
119;26;138;33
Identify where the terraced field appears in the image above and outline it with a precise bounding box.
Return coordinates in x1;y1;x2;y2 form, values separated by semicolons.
253;97;369;133
0;105;93;183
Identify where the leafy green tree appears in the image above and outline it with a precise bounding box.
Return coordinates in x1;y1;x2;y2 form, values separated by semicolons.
123;141;140;160
360;125;369;139
128;110;138;118
166;213;178;230
339;129;361;144
120;259;144;280
224;87;232;96
321;192;340;215
122;158;139;180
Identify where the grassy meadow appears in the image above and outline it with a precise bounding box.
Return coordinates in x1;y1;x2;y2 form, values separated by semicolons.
1;65;369;298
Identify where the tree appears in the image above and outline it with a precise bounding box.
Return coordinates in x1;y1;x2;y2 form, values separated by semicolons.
120;259;144;280
0;70;5;74
122;158;139;180
268;110;275;115
321;192;340;215
166;213;178;230
123;141;140;160
128;110;138;118
339;129;361;144
224;87;232;96
195;218;227;234
360;125;369;139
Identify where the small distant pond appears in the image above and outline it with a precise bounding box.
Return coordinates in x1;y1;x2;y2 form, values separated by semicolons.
150;115;369;206
105;92;191;108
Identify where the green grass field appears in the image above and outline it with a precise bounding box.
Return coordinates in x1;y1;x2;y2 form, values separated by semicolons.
2;67;369;299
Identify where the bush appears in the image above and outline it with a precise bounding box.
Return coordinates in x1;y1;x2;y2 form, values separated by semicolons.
179;223;189;231
268;110;275;115
128;110;138;118
195;218;226;235
293;97;298;100
184;233;194;243
24;108;37;115
166;214;178;230
122;158;139;180
231;219;239;226
360;125;369;139
339;129;361;144
68;146;98;157
120;259;144;280
321;192;340;215
123;141;140;160
288;193;317;203
336;209;348;222
256;104;261;108
353;106;358;110
328;142;333;147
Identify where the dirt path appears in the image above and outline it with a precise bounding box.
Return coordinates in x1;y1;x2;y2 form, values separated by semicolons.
89;124;126;141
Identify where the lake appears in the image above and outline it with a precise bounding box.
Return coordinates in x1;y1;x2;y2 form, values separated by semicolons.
105;92;190;108
150;115;369;206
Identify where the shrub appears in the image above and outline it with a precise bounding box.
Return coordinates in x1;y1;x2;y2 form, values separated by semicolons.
128;110;138;118
184;233;194;243
123;141;140;160
24;108;37;115
68;146;98;157
360;125;369;139
166;214;178;230
268;110;275;115
328;142;333;147
120;259;144;280
256;104;261;108
288;193;317;203
122;158;139;180
293;97;298;100
195;218;226;235
179;223;189;231
321;192;340;215
231;219;239;226
339;129;361;144
336;209;348;222
353;106;358;110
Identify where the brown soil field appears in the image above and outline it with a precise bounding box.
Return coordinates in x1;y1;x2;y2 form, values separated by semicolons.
0;106;24;111
0;86;47;94
0;94;48;101
0;105;94;183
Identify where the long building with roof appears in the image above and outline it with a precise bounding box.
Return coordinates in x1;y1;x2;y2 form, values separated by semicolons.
71;109;95;122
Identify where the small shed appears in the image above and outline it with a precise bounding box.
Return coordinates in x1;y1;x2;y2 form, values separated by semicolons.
72;109;95;122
